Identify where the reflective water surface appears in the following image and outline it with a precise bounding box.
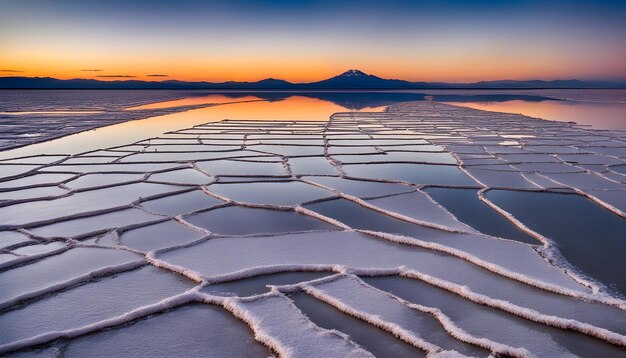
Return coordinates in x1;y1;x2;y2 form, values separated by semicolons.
2;93;625;356
443;99;626;130
0;95;384;159
486;190;626;295
2;89;625;159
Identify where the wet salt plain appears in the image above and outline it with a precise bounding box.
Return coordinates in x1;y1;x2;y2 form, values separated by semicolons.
1;101;626;357
0;90;258;151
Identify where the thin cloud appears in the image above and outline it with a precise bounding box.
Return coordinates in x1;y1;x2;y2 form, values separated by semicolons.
0;69;24;73
96;75;136;78
80;69;103;72
146;74;169;77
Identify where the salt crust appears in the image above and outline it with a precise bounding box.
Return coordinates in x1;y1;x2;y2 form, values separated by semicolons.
2;101;626;356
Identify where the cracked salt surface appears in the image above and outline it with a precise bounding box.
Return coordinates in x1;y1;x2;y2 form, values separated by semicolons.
486;190;626;294
290;291;429;358
1;101;626;357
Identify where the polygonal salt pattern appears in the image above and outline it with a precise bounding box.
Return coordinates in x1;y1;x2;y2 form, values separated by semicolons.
1;101;626;357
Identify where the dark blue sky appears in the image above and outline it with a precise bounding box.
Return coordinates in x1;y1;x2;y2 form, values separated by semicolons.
1;0;625;81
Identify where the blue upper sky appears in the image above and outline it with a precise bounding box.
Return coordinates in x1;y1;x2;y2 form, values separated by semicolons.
1;0;625;82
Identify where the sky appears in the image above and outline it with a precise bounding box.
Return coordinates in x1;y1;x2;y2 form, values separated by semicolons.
1;0;625;83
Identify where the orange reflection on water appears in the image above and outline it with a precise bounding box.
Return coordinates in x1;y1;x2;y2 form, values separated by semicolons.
125;94;263;110
153;95;384;123
0;95;383;159
0;111;104;115
447;100;626;130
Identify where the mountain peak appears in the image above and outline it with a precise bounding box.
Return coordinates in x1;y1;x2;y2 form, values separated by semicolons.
338;69;369;77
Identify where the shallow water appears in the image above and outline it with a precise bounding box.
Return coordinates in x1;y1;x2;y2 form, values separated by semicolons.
1;93;625;356
486;190;626;295
289;292;428;358
424;188;539;244
343;163;477;186
443;98;626;130
203;272;330;296
0;266;193;346
207;181;334;205
0;95;383;159
3;89;624;159
365;275;626;357
184;206;338;235
305;198;452;239
62;303;271;358
125;94;263;110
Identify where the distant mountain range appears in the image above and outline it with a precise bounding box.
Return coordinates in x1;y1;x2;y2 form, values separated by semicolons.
1;69;625;89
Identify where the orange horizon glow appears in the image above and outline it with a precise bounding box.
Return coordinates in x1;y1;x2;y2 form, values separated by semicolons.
2;61;625;83
3;50;625;83
2;1;625;83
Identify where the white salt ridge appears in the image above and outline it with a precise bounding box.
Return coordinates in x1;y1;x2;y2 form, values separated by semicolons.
397;268;626;349
463;168;542;189
601;170;626;183
365;191;478;233
29;208;165;239
543;172;624;190
478;188;626;298
0;243;69;271
0;266;194;347
0;164;41;180
0;247;142;304
196;159;289;176
0;186;69;202
0;182;184;228
294;206;353;230
147;168;213;185
3;100;626;355
300;190;592;297
206;181;334;206
42;162;186;173
156;230;626;343
10;241;66;256
0;287;202;355
520;173;567;189
63;173;145;190
301;179;476;233
118;150;263;163
297;275;527;357
119;220;205;252
357;230;596;298
220;292;375;358
0;172;75;190
557;153;624;165
584;190;626;216
512;162;585;173
61;303;271;358
139;189;224;216
0;155;68;165
0;260;145;311
301;176;413;198
0;231;32;250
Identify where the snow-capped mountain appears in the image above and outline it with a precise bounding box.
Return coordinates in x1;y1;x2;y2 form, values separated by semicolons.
2;69;623;89
304;69;413;89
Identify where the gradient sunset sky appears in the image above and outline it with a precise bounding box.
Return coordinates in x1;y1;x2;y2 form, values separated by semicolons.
1;0;625;82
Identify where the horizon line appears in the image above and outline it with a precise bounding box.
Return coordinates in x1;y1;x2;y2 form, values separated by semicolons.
2;69;626;85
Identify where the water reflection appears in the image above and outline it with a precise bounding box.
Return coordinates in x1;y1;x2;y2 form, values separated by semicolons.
444;99;626;130
0;111;103;115
3;90;625;159
486;190;626;295
0;96;384;158
127;91;426;111
125;94;262;110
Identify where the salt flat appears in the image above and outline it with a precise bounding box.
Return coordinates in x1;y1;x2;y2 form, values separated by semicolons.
1;101;625;357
